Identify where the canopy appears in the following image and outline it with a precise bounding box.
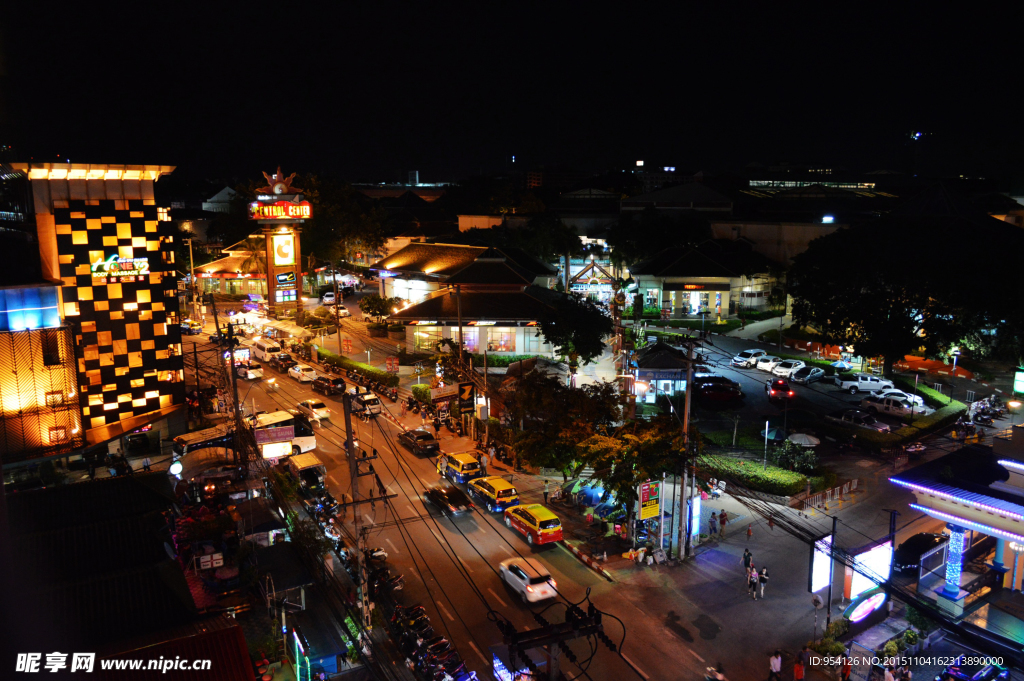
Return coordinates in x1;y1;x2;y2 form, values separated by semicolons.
788;433;821;447
760;427;787;442
259;318;311;339
830;360;853;370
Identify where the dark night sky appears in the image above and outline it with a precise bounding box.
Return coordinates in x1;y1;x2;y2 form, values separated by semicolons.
3;4;1023;183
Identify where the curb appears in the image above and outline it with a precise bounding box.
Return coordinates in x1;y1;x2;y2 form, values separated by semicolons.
559;541;615;582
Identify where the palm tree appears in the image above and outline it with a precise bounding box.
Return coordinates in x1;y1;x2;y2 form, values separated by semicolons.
237;237;267;293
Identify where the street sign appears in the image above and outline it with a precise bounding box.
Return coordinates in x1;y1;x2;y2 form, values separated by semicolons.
458;382;476;414
342;339;353;353
639;481;661;520
386;357;399;373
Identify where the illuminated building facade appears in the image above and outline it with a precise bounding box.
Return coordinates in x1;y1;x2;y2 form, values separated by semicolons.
11;163;185;446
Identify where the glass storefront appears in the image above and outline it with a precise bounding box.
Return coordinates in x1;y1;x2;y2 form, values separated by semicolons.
414;326;443;351
486;328;516;353
524;329;548;353
460;328;479;353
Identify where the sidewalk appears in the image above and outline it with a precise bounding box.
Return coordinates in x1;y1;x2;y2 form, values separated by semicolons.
726;314;792;341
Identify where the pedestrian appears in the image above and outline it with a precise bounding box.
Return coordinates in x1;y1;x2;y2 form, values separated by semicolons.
432;416;441;437
400;401;407;417
769;650;783;681
902;668;912;681
88;461;95;480
479;451;490;476
488;443;497;466
719;509;728;537
142;456;152;472
747;523;753;542
543;480;550;504
840;656;852;681
709;514;718;537
748;564;759;599
759;566;769;598
795;647;808;681
768;514;775;531
742;547;752;572
883;666;894;681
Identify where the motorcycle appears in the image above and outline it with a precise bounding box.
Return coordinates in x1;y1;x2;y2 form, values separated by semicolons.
388;387;399;402
364;547;388;562
973;413;994;426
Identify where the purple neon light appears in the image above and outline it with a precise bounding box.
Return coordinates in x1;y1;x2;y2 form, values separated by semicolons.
908;504;1024;542
998;459;1024;472
890;478;1024;520
849;592;887;623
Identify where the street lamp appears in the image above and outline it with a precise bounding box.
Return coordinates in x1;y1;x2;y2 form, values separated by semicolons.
1009;401;1022;428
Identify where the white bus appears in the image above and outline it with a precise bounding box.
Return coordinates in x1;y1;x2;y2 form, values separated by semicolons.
251;410;317;459
253;338;283;361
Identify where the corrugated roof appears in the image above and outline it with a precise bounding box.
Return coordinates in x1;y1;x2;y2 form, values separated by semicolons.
371;242;485;276
622;183;733;207
390;285;561;321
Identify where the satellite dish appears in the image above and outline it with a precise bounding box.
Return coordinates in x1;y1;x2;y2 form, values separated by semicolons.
812;594;824;610
164;542;177;560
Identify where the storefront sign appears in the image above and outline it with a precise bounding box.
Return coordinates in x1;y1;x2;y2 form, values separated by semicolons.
276;271;296;286
273;234;295;266
261;441;292;460
249;200;312;221
255;425;294;444
458;382;476;414
91;255;150;278
430;384;459;403
639;481;661;520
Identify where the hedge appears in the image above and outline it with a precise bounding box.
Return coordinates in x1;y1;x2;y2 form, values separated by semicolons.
306;345;399;387
411;385;430;403
467;353;543;368
700;455;808;496
891;376;951;408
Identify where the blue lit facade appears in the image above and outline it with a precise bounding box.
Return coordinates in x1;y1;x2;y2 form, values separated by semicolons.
0;286;61;331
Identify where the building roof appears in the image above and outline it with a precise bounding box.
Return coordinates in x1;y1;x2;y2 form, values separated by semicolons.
889;446;1023;516
196;254;254;276
635;340;692;370
630;240;776;278
621;182;733;210
371;242;486;277
234;496;288;535
444;250;535;286
390;285;562;322
255;542;315;591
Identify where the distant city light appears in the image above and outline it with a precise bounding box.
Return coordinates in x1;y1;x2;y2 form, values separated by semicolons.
636;160;644;167
822;215;834;224
512;155;515;163
663;166;675;172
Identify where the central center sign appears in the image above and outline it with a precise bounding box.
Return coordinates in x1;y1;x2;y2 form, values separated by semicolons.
249;200;312;221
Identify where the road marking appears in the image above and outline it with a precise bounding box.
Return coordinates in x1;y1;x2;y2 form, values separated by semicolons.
430;529;443;543
329;475;340;487
467;641;488;665
500;544;513;556
620;654;650;680
436;600;455;621
486;588;507;607
405;505;416;515
688;649;705;663
385;538;400;555
457;555;474;573
363;514;374;525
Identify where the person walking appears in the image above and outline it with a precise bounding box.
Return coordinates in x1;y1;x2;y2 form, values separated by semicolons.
759;566;769;598
479;450;490;476
794;647;808;681
142;456;152;472
840;656;852;681
768;650;783;681
709;514;718;538
432;416;441;437
742;548;752;573
719;509;728;537
748;564;759;599
543;480;550;504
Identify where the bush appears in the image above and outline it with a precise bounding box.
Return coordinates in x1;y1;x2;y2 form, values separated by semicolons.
882;640;899;657
700;456;807;496
903;629;918;645
411;385;430;403
808;471;839;493
387;324;405;332
310;345;399;387
467;353;543;368
891;376;951;408
824;619;849;640
905;606;935;634
367;322;388;331
808;638;847;656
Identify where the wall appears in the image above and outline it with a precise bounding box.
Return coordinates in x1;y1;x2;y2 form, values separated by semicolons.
710;221;841;263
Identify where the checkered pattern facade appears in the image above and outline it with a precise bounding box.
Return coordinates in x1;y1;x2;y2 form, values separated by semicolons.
55;200;185;432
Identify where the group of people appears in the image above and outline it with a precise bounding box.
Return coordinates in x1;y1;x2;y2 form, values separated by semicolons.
742;548;769;600
708;508;729;538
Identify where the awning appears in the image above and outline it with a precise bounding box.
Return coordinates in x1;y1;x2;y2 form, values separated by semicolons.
259;318;311;338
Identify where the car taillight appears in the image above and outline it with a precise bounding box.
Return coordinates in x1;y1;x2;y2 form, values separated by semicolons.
525;585;534;593
449;505;458;512
769;390;775;395
788;391;794;396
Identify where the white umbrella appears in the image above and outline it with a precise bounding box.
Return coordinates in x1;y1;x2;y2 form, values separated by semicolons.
788;433;820;447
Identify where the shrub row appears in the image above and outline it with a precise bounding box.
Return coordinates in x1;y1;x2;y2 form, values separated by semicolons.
699;455;808;496
467;353;543;368
411;385;430;403
307;345;399;387
890;376;950;408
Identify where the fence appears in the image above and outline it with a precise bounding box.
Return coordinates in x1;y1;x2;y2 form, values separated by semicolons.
802;478;858;512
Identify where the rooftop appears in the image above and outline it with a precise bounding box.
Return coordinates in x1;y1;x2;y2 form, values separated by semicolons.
630;239;777;278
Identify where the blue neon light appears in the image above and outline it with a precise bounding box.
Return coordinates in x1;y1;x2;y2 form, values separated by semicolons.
891;478;1024;520
909;504;1024;543
999;459;1024;473
944;525;965;596
0;287;61;331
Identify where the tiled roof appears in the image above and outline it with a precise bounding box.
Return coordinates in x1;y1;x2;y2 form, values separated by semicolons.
196;254;254;275
445;257;535;286
635;340;691;369
622;182;733;208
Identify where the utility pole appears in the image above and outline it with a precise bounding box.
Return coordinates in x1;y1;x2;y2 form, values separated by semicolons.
483;348;489;445
683;339;695;558
343;394;372;629
184;237;198;321
455;285;463;362
227;323;242;465
825;514;838;630
207;294;223;336
332;262;342;355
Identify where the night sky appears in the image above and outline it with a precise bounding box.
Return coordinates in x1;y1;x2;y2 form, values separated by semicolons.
3;5;1022;182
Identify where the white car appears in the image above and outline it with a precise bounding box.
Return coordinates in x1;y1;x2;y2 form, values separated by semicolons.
772;360;806;378
870;388;925;407
296;398;331;422
321;292;336;305
288;364;318;383
755;356;783;372
499;557;557;603
731;349;767;368
331;305;351;318
236;362;263;380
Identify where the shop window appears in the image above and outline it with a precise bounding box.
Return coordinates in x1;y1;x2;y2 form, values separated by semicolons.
487;328;516;353
524;331;548;353
42;329;62;366
460;328;479;353
414;326;443;352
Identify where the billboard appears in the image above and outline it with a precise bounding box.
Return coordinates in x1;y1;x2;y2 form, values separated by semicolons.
808;533;833;593
458;382;476;414
639;481;661;520
273;234;295;266
850;540;892;599
249;200;312;221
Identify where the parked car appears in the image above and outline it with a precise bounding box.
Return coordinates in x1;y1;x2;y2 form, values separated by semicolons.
790;366;826;384
731;349;768;368
504;504;563;546
755;356;784;372
330;305;351;318
834;373;894;394
824;409;891;432
398;428;440;456
894;532;947;575
288;364;318;383
270;353;297;372
499;557;557;603
296;399;331;422
692;374;741;390
871;388;926;407
321;292;336;305
423;483;474;516
235;362;263;380
765;378;795;401
771;360;806;378
312;375;347;396
860;395;933;418
697;383;744;402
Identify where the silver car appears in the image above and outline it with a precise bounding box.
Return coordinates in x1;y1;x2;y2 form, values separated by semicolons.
771;360;806;378
288;364;318;383
755;356;783;372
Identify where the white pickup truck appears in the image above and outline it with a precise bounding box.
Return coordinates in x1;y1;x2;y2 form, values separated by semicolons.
834;373;894;394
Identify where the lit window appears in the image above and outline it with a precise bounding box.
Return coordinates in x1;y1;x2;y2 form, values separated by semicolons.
130;378;145;388
45;391;65;407
144;390;159;399
103;403;118;411
48;426;68;443
88;394;103;406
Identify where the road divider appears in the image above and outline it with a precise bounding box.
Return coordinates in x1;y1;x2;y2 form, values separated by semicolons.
559;540;614;582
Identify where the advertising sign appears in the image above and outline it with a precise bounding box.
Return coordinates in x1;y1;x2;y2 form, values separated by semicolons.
808;533;833;593
273;234;295;266
276;271;296;287
386;357;399;373
255;425;294;445
639;481;661;520
91;255;150;279
343;339;353;353
249;200;312;221
430;384;458;403
458;382;476;414
850;540;893;599
261;441;292;460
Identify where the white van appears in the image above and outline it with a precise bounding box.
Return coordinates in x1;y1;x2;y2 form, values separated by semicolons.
347;388;382;416
253;339;282;361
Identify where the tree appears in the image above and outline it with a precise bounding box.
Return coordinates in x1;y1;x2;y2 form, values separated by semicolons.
538;294;613;375
606;208;710;268
358;294;403;322
789;205;1022;376
236;237;267;279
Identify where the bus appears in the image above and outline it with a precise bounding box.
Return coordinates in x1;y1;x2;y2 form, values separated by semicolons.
252;410;317;459
253;338;283;361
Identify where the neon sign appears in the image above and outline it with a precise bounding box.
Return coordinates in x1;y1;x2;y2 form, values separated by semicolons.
847;591;887;623
249;201;312;220
91;255;150;278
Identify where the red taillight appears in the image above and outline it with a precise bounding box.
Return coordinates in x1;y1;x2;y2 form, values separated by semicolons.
788;391;794;396
526;585;534;593
769;390;775;395
449;505;457;512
